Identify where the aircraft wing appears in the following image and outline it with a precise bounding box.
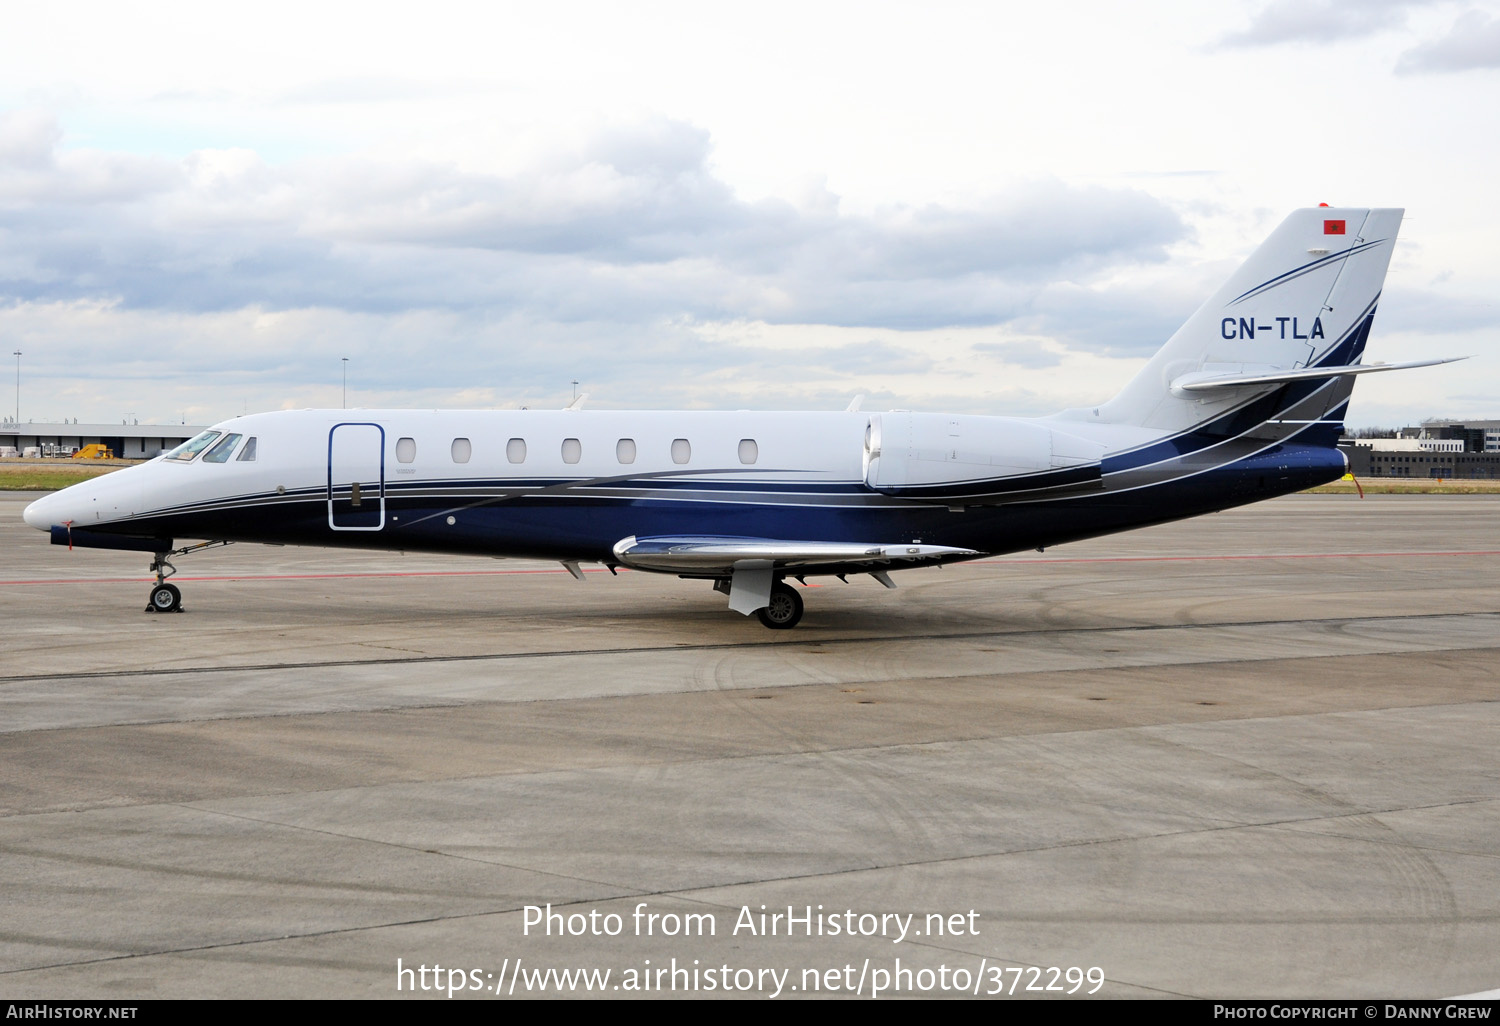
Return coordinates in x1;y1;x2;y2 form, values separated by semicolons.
612;535;979;615
612;535;977;574
609;537;972;576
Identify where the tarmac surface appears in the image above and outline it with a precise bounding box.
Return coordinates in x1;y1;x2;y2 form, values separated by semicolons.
0;491;1497;999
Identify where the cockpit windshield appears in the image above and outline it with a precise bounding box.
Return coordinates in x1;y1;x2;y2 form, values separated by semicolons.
201;433;243;463
164;431;222;462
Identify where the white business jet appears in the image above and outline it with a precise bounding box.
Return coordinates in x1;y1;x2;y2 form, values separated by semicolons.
23;207;1456;628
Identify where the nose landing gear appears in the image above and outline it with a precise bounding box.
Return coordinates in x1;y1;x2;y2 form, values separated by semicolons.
146;552;183;613
143;540;231;613
149;580;182;613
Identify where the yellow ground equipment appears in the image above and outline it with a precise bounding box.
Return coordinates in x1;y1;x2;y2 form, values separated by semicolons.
72;444;113;460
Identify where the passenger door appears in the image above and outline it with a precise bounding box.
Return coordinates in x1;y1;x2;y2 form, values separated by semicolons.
327;423;385;531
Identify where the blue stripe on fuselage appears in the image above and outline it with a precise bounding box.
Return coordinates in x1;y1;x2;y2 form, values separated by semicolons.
109;435;1345;566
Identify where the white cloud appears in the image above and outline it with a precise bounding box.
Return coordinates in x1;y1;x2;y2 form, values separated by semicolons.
1218;0;1437;47
0;299;1143;424
1397;9;1500;71
0;109;178;204
0;114;1186;334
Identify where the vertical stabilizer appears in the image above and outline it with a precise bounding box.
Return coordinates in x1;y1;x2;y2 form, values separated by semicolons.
1091;207;1402;434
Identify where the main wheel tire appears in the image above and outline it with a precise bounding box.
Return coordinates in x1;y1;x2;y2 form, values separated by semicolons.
756;583;804;629
149;583;182;613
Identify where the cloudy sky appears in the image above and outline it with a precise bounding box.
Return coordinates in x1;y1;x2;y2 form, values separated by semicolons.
1;0;1497;428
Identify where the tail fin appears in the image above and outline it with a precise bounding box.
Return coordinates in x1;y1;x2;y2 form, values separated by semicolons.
1092;207;1403;434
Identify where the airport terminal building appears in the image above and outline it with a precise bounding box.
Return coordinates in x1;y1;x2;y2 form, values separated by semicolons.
1340;419;1500;479
0;420;204;459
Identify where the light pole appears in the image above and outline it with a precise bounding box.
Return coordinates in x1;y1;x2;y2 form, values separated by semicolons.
12;350;19;425
342;358;349;409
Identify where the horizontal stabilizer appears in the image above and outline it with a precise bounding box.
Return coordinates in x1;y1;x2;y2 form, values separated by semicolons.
613;535;977;575
1171;356;1466;394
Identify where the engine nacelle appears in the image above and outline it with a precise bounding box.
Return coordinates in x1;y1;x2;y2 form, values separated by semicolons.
864;413;1106;500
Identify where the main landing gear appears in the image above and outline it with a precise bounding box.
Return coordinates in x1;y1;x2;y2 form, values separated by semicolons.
144;541;231;614
755;582;804;630
712;575;807;629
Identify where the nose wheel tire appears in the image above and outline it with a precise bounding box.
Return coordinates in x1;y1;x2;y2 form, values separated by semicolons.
148;583;182;613
755;583;804;630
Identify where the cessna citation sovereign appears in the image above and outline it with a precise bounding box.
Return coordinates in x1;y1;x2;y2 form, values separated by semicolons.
23;207;1457;628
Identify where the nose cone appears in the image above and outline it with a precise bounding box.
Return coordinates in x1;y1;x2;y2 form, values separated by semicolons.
23;493;62;530
22;470;143;531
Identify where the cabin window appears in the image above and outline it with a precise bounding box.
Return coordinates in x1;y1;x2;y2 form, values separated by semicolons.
507;438;527;464
738;438;758;465
562;438;581;464
451;437;472;464
165;430;221;462
616;438;636;464
201;433;243;464
395;437;416;463
671;438;691;465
